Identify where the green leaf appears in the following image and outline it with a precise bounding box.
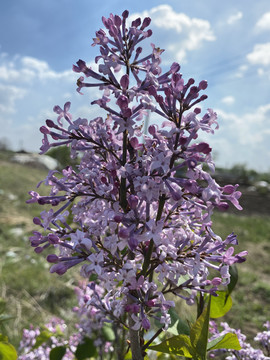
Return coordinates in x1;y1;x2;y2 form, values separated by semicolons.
190;296;211;360
75;337;97;360
207;332;241;351
32;329;54;349
102;323;115;341
49;346;67;360
89;273;98;282
210;291;232;318
149;334;194;357
227;265;238;296
124;349;132;359
0;341;17;360
167;308;190;336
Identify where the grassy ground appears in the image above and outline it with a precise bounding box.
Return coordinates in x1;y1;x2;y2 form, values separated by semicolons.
0;155;269;349
212;212;270;341
0;158;79;347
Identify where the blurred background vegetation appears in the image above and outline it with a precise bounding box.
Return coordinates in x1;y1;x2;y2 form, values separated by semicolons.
0;146;269;349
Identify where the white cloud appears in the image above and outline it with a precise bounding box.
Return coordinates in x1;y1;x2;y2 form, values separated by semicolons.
227;11;243;25
217;104;270;145
235;64;248;78
0;84;27;113
0;52;81;152
256;12;270;31
0;55;73;83
247;43;270;66
131;5;215;61
221;96;235;105
198;104;270;171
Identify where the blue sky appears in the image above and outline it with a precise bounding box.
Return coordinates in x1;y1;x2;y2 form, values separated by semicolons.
1;0;270;172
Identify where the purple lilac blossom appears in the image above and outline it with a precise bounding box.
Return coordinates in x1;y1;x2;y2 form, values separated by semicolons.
27;10;247;335
18;317;80;360
209;321;270;359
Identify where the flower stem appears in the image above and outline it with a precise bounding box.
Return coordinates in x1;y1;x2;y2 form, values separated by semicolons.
128;298;144;360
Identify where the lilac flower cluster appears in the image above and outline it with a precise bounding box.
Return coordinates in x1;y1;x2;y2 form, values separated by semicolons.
17;282;114;359
18;317;80;360
209;321;270;359
73;281;114;353
27;10;247;339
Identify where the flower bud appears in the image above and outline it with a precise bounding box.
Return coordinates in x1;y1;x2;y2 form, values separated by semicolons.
128;195;139;209
122;10;129;19
142;317;151;330
47;254;59;263
120;74;129;90
118;228;129;239
199;80;208;90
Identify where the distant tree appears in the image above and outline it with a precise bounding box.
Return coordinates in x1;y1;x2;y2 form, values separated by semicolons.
46;146;79;169
0;137;11;151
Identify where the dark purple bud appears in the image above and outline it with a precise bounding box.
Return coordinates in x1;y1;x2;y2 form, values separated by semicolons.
199;80;208;90
40;126;50;134
170;62;180;74
189;86;198;94
46;119;55;128
156;95;164;105
148;85;157;97
47;254;59;263
128;195;139;209
33;217;42;225
120;74;129;90
130;137;139;149
35;247;43;253
146;29;152;37
102;16;110;29
128;237;138;251
148;124;157;136
141;17;151;30
83;295;90;303
31;239;41;247
142;317;151;330
223;185;236;194
125;304;140;313
38;198;46;205
116;95;129;109
194;107;201;114
122;10;129;19
122;108;132;118
50;263;68;275
114;214;123;223
145;299;156;307
132;18;141;28
114;15;122;27
235;251;248;263
195;142;212;154
187;78;195;87
179;136;187;146
200;94;208;101
118;228;129;239
136;47;142;55
217;202;229;211
48;233;60;244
